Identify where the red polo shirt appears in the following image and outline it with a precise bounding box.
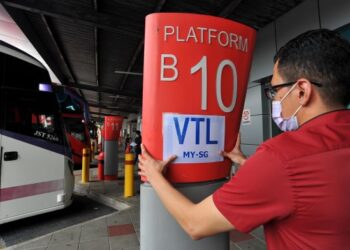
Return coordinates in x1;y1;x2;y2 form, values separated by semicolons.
213;110;350;249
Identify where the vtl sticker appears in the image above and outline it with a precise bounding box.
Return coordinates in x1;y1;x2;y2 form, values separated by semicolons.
163;113;225;163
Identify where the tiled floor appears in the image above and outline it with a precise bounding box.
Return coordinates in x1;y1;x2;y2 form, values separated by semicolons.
7;166;266;250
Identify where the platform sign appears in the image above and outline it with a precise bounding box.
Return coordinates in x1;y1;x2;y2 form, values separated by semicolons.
142;13;256;183
104;116;123;141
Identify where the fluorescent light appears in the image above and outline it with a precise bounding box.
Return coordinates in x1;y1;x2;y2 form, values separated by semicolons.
114;70;143;76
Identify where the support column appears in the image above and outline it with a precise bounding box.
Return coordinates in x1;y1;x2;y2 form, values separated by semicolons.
141;179;229;250
104;140;119;180
104;116;123;180
140;13;255;250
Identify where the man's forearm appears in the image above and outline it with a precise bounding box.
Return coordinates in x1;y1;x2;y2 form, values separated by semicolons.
149;172;198;237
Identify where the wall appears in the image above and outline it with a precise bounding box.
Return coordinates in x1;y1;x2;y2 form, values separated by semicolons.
240;83;270;156
240;0;350;157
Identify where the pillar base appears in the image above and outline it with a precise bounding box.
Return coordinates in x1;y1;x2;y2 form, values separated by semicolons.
104;141;119;178
140;179;229;250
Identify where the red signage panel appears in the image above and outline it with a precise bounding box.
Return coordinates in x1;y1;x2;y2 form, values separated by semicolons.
104;116;123;141
142;13;256;183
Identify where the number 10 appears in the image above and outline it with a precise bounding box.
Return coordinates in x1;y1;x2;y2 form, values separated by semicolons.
190;56;237;113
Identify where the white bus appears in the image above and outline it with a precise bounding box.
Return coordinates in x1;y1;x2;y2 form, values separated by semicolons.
0;41;74;224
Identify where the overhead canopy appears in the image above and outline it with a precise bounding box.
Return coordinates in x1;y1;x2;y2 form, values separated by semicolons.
2;0;304;121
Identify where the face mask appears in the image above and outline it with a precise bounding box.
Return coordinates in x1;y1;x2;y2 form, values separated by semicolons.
272;83;302;131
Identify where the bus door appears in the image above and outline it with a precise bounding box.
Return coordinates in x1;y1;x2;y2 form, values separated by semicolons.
0;88;66;222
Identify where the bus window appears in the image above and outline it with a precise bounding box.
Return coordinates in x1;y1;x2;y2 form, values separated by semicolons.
3;89;64;145
3;50;49;90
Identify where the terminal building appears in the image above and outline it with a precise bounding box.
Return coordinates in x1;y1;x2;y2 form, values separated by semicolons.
0;0;349;249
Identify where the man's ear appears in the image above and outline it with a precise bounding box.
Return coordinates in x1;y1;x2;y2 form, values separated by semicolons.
295;78;312;105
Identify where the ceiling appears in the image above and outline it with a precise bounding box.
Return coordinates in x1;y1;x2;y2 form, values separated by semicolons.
1;0;304;121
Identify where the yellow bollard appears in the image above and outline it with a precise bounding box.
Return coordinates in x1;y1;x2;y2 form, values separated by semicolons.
124;153;134;198
82;148;90;183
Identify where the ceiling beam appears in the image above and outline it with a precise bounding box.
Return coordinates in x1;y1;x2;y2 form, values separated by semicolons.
119;0;167;90
66;83;141;99
90;111;127;118
88;102;138;114
219;0;243;17
2;0;143;38
39;14;88;100
114;70;143;76
113;0;167;103
40;14;76;83
88;100;140;109
116;41;144;93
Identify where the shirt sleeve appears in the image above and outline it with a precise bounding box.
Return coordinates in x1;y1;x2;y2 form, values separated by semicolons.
213;145;295;233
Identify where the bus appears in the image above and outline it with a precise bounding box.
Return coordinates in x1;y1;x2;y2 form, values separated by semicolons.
54;85;91;169
0;41;74;224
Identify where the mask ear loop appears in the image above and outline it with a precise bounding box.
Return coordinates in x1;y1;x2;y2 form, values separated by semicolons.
281;82;298;103
292;105;302;117
280;82;303;120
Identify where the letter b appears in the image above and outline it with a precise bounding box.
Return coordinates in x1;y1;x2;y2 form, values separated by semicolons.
160;54;178;81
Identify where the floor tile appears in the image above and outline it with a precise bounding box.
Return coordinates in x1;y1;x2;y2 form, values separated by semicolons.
108;224;135;237
251;226;265;241
236;238;267;250
47;242;79;250
123;247;140;250
13;235;52;250
78;237;109;250
109;234;139;249
80;218;108;242
13;247;47;250
106;211;131;226
230;230;254;243
230;241;242;250
50;226;81;245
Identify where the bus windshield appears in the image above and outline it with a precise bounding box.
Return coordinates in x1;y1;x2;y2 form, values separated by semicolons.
63;117;87;144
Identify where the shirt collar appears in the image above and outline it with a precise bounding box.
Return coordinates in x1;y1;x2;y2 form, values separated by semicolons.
299;109;350;130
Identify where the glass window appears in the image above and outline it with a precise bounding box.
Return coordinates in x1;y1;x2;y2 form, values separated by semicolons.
2;53;50;90
63;117;87;144
56;92;83;113
2;89;64;145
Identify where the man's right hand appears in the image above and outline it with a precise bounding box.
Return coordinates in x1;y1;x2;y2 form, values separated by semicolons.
138;144;177;183
221;134;246;165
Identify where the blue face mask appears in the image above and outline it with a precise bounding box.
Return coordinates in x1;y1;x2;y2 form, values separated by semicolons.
272;83;302;132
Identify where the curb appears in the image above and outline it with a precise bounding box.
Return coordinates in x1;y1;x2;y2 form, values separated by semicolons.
87;191;130;211
73;183;131;211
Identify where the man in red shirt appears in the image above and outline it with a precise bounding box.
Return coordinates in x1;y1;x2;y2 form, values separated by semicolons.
138;29;350;249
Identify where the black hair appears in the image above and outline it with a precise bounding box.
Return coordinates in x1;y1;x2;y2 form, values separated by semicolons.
274;29;350;107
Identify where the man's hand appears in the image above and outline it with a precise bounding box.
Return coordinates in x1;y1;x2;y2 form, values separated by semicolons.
221;134;246;165
138;144;177;182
